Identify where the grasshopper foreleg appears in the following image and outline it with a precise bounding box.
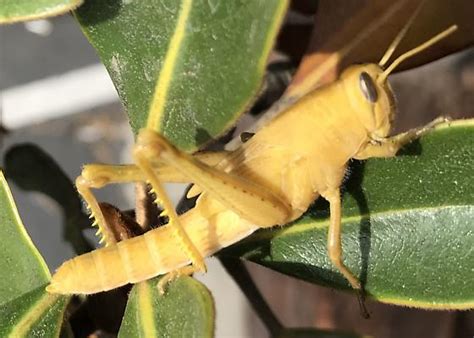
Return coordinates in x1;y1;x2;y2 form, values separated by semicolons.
355;117;449;159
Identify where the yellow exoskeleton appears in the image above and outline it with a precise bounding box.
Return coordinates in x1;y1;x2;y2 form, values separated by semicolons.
46;7;457;295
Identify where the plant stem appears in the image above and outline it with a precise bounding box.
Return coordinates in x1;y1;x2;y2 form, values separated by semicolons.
219;257;283;337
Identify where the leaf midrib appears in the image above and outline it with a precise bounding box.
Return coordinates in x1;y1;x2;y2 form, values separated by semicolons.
250;204;471;241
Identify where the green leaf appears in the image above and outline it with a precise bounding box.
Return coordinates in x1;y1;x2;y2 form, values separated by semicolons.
222;119;474;309
119;276;214;338
0;0;82;24
0;171;50;306
5;144;92;255
75;0;288;151
0;172;70;336
0;285;69;338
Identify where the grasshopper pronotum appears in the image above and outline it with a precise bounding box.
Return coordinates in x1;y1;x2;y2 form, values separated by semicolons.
47;7;456;295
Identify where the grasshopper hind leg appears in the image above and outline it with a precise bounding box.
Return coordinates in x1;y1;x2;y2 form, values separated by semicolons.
133;129;207;279
133;127;294;291
157;265;197;294
76;175;117;246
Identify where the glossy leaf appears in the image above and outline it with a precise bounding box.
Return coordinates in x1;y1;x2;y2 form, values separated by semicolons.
119;276;214;338
5;144;92;255
0;172;69;336
0;171;50;306
222;119;474;309
0;0;82;24
0;285;69;337
75;0;288;151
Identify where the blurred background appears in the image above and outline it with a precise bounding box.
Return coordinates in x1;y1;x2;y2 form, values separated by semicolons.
1;8;473;338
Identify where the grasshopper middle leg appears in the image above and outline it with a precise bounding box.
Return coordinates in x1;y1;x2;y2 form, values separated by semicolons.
322;188;361;290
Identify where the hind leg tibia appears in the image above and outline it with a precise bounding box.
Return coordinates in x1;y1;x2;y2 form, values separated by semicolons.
75;151;228;246
134;130;207;274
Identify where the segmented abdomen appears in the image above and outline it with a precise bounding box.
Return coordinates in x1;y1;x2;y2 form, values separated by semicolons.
47;199;258;294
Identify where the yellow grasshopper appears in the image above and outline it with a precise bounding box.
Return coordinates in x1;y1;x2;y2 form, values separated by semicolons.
46;10;457;295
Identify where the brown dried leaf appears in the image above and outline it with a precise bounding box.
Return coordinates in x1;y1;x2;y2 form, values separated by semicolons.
286;0;474;98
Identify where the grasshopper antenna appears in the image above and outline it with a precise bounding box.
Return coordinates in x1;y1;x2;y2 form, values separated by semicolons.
377;0;457;83
378;25;457;83
378;0;427;68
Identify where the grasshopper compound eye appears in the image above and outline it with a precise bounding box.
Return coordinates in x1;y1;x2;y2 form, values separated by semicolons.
359;72;378;103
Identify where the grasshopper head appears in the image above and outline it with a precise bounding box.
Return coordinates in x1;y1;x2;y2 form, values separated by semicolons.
340;64;395;139
340;23;456;140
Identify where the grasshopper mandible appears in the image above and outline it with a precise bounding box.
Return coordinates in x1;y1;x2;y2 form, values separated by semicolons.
46;9;456;295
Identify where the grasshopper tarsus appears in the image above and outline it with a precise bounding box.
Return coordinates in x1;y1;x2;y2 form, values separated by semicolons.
357;289;370;319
